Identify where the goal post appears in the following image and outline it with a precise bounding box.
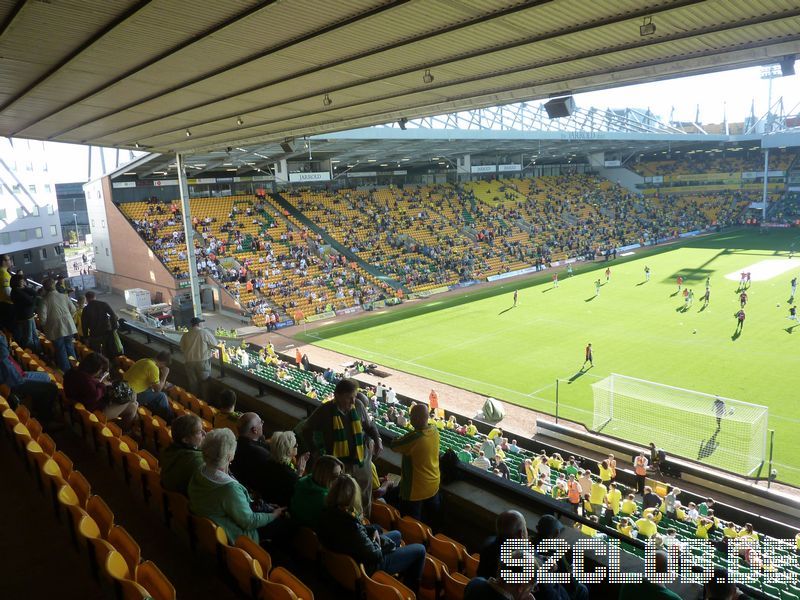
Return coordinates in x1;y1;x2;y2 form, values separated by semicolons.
591;374;768;476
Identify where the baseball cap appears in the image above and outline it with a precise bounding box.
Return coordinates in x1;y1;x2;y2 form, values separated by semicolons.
536;515;564;537
190;317;205;325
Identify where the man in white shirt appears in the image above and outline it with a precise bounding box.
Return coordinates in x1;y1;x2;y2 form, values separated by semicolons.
471;451;491;470
179;317;218;399
386;386;397;404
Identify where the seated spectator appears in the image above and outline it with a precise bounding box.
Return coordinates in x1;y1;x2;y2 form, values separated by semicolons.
635;513;658;539
471;451;491;470
161;414;205;495
0;333;59;425
39;278;77;373
257;431;309;506
531;515;588;600
465;549;538;600
619;550;682;599
188;428;286;543
289;455;343;529
64;354;138;431
492;455;509;479
231;412;271;497
617;517;635;538
123;350;173;422
465;420;478;436
477;510;528;578
317;474;426;593
507;439;520;453
620;493;638;516
213;389;241;435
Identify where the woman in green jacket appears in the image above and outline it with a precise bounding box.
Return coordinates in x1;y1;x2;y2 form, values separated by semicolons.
189;428;286;543
289;455;343;529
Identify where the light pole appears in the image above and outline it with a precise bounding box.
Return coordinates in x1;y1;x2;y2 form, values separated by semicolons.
73;213;79;244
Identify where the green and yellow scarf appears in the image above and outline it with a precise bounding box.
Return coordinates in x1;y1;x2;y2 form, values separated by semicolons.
332;406;365;466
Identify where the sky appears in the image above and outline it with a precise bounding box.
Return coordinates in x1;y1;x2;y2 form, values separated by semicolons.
40;63;799;185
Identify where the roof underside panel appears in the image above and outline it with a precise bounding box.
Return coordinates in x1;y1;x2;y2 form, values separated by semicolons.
0;0;798;154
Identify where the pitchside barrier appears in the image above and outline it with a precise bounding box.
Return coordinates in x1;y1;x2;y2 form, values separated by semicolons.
591;374;769;477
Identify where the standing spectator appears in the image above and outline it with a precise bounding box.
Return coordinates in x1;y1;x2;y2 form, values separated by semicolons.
179;316;218;399
81;291;118;358
123;350;173;421
9;274;41;353
0;254;14;330
317;475;426;594
390;403;440;523
664;487;680;519
634;451;648;495
428;388;439;412
0;334;59;425
73;294;86;339
301;379;381;516
63;353;138;431
642;486;662;513
161;414;205;495
39;278;77;372
188;428;286;543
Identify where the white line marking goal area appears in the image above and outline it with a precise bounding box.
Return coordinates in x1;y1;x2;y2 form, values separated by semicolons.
724;258;800;282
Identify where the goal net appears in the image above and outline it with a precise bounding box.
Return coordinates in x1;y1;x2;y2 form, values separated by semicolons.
591;374;768;476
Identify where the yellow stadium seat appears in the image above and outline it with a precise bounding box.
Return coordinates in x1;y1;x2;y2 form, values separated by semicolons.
224;544;264;597
87;494;115;538
236;535;272;577
109;525;142;578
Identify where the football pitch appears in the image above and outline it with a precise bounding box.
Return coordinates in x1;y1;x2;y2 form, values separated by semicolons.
299;229;800;486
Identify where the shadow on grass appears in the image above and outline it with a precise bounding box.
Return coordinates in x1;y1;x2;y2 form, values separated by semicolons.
785;324;799;334
636;281;648;286
585;295;597;302
542;287;555;294
731;327;742;341
498;306;515;315
670;290;680;297
568;366;593;383
698;303;708;312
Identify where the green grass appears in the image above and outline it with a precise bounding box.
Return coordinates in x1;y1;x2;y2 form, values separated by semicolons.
299;229;800;485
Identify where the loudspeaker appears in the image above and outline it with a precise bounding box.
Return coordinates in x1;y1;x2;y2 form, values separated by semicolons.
780;55;796;77
280;140;294;153
544;96;575;119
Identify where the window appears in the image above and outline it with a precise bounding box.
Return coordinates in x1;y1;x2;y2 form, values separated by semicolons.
47;203;54;214
101;219;106;228
12;184;22;192
54;245;62;255
105;248;110;256
30;205;39;216
17;207;25;218
34;227;42;239
28;184;36;193
23;252;32;264
42;162;48;172
0;233;8;245
19;230;28;242
91;219;96;227
39;248;47;260
50;225;57;236
0;209;5;220
26;162;33;172
44;183;52;193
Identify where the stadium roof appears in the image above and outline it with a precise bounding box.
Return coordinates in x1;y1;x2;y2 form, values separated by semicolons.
1;0;799;155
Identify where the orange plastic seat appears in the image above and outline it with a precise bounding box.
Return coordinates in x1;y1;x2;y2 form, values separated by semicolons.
428;535;462;573
258;577;298;600
164;490;190;532
136;560;176;600
68;470;92;507
191;513;228;558
26;417;42;440
442;568;469;600
270;566;314;600
87;494;115;538
397;516;431;546
320;546;361;593
52;450;73;477
109;525;142;577
236;535;273;576
370;502;398;531
292;526;320;562
38;432;56;455
462;553;479;578
224;544;264;597
361;565;411;600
